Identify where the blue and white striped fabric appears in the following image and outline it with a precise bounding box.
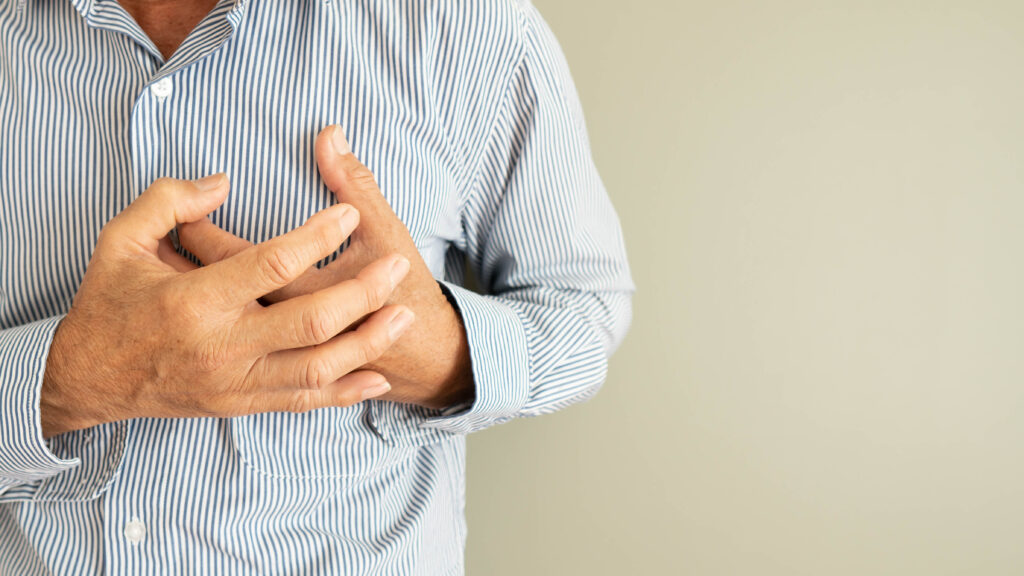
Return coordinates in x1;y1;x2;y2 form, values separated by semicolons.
0;0;633;572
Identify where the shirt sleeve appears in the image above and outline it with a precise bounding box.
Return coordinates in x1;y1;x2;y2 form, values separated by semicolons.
421;2;635;435
0;316;78;494
0;316;128;501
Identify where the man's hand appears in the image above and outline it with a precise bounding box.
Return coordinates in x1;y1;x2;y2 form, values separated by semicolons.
179;126;474;410
40;174;414;438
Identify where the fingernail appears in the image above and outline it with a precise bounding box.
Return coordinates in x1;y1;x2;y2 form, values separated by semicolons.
390;256;410;288
194;173;225;192
388;308;414;341
360;380;391;401
331;125;351;156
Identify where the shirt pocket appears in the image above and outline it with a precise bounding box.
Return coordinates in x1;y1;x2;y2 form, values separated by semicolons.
228;401;414;480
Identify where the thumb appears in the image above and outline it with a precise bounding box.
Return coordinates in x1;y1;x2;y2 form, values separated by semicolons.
315;125;391;218
103;174;230;253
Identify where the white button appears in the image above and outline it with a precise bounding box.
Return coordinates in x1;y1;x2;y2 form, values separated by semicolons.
151;78;173;100
123;518;146;544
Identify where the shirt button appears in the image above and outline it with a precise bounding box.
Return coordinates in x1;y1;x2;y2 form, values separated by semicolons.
151;77;173;100
123;518;146;544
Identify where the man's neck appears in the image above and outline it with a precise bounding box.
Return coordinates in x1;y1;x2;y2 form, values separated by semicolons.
117;0;219;60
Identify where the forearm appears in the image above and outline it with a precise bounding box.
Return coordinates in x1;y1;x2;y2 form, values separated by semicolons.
39;316;119;439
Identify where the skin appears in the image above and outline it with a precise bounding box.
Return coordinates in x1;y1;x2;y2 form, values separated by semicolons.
41;173;414;437
178;127;475;411
117;0;218;60
40;4;475;438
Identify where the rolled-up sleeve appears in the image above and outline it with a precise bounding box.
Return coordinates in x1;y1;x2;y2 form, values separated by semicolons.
422;2;634;435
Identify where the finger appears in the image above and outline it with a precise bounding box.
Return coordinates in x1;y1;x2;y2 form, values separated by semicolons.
249;370;392;415
180;217;333;303
177;217;252;266
191;203;360;306
102;174;229;252
315;125;396;223
271;249;361;305
157;235;198;273
252;304;414;391
236;252;410;354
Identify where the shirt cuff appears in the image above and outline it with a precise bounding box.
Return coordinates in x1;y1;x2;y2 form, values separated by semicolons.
419;281;531;434
0;316;79;489
33;419;129;502
0;316;129;502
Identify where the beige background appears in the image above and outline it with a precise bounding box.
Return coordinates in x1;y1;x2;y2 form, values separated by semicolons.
465;1;1024;574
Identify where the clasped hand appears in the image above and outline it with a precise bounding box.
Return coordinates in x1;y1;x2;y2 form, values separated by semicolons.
40;126;472;438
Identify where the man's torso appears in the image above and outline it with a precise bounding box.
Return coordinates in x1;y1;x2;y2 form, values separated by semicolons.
0;0;525;572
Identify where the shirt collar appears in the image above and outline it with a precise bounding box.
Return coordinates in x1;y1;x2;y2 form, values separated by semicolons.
16;0;95;19
16;0;253;24
68;0;95;19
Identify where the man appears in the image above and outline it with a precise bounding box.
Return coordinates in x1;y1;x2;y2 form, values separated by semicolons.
0;0;634;573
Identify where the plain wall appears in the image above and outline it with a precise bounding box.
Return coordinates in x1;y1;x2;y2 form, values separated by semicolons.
465;1;1024;574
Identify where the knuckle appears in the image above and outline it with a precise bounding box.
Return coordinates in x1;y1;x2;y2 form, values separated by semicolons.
285;391;314;414
364;328;391;361
350;165;378;188
311;222;338;255
150;176;177;188
359;277;389;312
298;302;334;344
257;246;298;285
193;338;231;373
94;228;115;250
159;283;204;326
352;345;372;367
98;214;133;243
244;357;269;391
191;396;224;418
303;356;331;390
155;285;181;313
147;177;178;198
352;332;384;367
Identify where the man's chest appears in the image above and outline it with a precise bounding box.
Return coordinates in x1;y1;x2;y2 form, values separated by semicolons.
0;14;469;329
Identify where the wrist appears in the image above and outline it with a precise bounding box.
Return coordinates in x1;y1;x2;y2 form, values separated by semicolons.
421;300;474;409
428;368;474;411
366;294;475;410
40;319;106;438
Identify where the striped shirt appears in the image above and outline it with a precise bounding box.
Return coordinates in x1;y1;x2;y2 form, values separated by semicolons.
0;0;634;573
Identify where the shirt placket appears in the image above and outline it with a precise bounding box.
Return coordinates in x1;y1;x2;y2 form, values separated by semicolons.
76;0;251;199
62;1;251;574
